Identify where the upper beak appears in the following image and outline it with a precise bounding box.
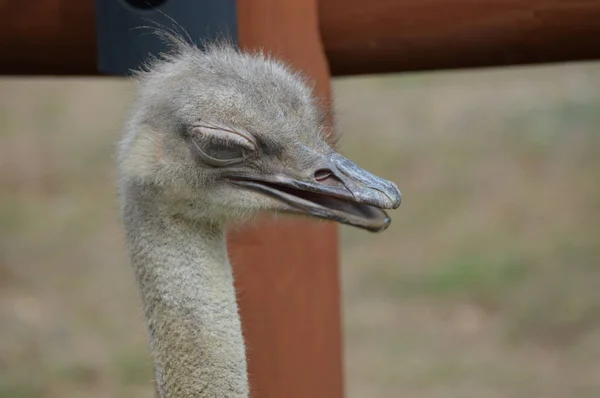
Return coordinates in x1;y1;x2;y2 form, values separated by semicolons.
227;152;402;232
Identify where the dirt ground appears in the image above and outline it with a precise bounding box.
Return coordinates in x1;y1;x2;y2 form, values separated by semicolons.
1;61;600;398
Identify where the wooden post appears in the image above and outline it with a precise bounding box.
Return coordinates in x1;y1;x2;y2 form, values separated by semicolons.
229;2;344;397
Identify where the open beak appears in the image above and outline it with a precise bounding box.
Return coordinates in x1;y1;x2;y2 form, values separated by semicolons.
227;153;401;232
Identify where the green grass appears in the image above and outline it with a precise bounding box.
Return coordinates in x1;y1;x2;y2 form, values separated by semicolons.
418;252;529;297
112;350;154;386
0;382;43;398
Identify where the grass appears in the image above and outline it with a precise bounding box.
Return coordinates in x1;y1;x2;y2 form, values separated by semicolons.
1;61;600;397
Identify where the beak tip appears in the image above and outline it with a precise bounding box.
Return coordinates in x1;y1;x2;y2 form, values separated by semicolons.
384;215;392;228
385;187;402;209
372;215;392;232
395;191;402;208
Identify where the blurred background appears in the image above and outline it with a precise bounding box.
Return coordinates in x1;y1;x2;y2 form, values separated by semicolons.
1;61;599;398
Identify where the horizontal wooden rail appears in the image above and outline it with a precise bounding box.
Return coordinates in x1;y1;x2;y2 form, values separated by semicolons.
1;1;600;75
320;0;600;75
0;2;98;75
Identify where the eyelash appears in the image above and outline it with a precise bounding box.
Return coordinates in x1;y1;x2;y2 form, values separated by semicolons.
191;123;257;150
202;135;235;147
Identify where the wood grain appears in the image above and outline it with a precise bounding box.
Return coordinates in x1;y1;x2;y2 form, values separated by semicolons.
320;0;600;75
0;1;98;75
231;1;344;397
2;1;600;75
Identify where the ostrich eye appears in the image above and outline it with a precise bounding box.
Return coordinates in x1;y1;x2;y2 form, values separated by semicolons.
199;140;244;160
189;124;256;167
191;137;246;167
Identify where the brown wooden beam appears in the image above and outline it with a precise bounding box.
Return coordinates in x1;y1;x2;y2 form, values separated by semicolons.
320;0;600;75
0;2;98;75
2;1;600;76
230;2;344;398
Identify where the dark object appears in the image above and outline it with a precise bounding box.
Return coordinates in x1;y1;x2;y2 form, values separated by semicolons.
94;0;237;75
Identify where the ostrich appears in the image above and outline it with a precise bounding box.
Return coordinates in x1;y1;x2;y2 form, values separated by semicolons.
117;39;401;398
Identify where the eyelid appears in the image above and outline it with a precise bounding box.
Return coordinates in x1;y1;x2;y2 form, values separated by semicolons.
191;122;257;151
191;138;245;167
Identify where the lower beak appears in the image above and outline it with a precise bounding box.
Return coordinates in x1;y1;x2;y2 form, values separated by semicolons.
227;153;401;232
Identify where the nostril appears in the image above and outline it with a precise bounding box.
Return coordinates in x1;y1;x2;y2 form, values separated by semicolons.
314;169;333;182
314;169;344;187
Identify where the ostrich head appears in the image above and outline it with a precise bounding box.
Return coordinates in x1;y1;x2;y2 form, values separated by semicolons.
118;41;401;232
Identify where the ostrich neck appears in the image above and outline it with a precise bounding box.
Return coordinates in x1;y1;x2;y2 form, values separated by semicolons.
121;186;248;398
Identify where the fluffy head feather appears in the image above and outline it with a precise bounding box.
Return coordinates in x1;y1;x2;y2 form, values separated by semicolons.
118;39;334;224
